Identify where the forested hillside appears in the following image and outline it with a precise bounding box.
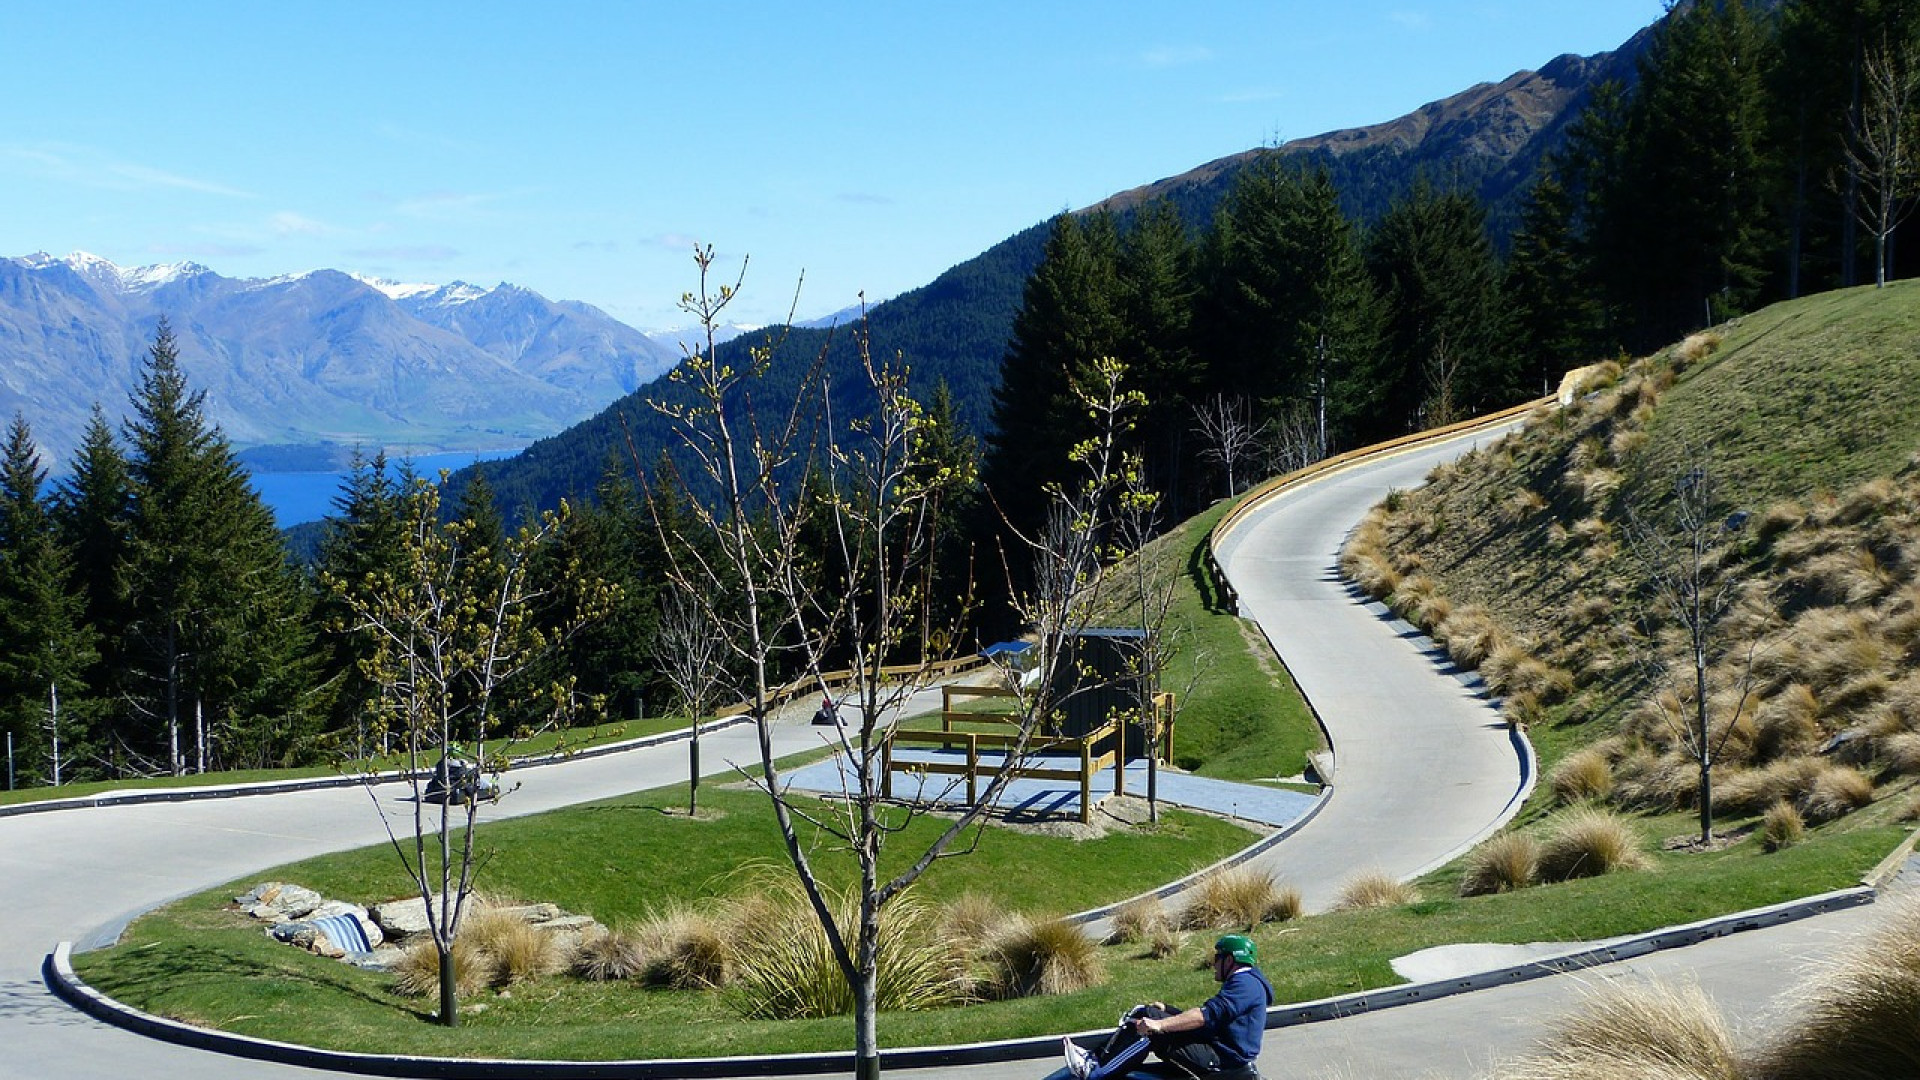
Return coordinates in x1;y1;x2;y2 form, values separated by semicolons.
453;12;1652;519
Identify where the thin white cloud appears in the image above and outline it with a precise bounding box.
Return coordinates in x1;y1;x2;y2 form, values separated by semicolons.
392;190;509;220
1389;10;1433;31
0;142;255;198
345;244;461;263
270;211;334;236
1142;44;1213;68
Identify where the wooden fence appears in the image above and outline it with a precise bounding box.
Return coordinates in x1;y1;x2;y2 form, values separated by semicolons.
881;685;1176;824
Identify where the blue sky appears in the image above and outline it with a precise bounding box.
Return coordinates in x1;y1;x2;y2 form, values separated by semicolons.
1;2;1665;330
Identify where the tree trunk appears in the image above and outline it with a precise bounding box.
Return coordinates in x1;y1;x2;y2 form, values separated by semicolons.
853;968;880;1080
688;720;701;816
1697;650;1712;846
438;947;459;1027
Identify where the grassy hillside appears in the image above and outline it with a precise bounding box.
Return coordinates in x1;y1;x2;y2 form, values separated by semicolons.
1346;281;1920;835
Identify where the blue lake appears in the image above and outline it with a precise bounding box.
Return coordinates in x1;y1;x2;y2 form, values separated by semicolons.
249;448;523;529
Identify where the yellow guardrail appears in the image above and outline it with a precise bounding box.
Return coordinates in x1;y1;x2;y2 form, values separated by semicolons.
715;653;990;719
1203;397;1552;614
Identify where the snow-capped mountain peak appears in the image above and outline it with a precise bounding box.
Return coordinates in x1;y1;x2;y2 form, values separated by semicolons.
349;273;489;306
25;251;211;292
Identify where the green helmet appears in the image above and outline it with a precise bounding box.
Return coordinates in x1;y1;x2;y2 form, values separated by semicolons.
1215;933;1256;965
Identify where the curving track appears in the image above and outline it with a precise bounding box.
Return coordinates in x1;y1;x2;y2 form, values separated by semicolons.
0;422;1895;1080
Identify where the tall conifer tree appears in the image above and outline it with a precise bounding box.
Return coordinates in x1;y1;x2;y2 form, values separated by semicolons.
120;319;314;774
0;414;95;786
1364;178;1516;439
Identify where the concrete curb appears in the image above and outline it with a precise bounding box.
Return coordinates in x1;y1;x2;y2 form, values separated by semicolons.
46;885;1878;1078
1062;782;1337;929
0;717;750;820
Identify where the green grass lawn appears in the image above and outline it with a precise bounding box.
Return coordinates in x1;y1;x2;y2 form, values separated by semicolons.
73;787;1903;1061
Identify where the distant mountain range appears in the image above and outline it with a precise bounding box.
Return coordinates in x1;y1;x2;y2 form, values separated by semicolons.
0;253;683;471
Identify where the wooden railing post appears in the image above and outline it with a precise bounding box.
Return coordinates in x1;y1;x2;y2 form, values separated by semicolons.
966;733;979;806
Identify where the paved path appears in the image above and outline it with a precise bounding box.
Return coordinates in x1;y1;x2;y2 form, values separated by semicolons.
1212;431;1533;910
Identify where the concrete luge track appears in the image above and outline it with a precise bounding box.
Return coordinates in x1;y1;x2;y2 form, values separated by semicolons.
4;415;1902;1079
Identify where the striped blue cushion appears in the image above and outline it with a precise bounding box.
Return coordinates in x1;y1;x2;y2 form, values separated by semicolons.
312;912;372;954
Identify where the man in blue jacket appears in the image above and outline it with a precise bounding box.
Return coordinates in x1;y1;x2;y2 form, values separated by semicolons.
1064;933;1273;1078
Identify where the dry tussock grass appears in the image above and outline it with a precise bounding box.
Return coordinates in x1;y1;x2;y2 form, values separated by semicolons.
1109;895;1169;945
636;905;733;989
1460;832;1539;896
1753;685;1822;761
1574;467;1623;504
938;892;1003;947
1882;671;1920;727
1753;896;1920;1080
1440;607;1502;671
1674;330;1724;367
1800;548;1895;606
1880;731;1920;776
1390;573;1449;629
1550;748;1615;805
1613;748;1698;812
1490;979;1739;1080
573;926;647;982
1802;763;1874;824
975;916;1103;1000
1333;870;1416;911
1504;690;1546;727
1713;757;1826;817
1755;500;1805;542
1830;475;1899;526
465;909;564;987
1569;435;1608;473
393;936;496;999
1537;806;1649;882
1795;609;1889;691
1177;865;1300;930
1761;800;1806;852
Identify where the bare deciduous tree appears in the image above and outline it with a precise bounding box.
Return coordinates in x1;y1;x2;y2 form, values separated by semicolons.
1192;394;1262;497
1259;401;1327;479
652;249;1145;1080
1625;463;1767;846
649;577;731;816
1844;33;1920;288
328;478;606;1027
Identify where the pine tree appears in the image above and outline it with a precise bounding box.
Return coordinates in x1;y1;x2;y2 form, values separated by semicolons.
1202;156;1381;451
312;449;411;754
0;414;95;786
1506;171;1609;395
1610;0;1779;346
1363;178;1517;439
1116;201;1202;516
120;319;315;774
48;405;131;778
981;211;1125;553
1773;0;1920;292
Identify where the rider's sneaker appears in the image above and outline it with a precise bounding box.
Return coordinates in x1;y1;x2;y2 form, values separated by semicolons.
1062;1036;1096;1080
